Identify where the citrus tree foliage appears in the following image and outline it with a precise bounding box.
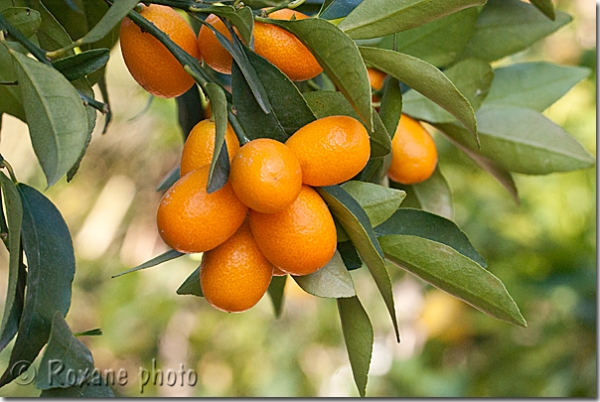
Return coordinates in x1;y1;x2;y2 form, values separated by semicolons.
0;0;594;397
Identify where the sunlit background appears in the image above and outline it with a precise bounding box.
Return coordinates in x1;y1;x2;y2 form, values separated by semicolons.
0;0;595;397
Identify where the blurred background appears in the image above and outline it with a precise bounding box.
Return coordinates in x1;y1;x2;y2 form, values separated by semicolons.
0;0;595;397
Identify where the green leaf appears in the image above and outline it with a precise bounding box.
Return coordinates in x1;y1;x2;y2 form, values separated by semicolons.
375;208;486;267
530;0;556;20
381;234;527;326
75;0;138;46
461;0;571;62
437;106;596;175
338;0;485;40
267;275;286;317
318;185;399;341
9;49;88;186
112;249;185;278
378;77;402;136
176;267;203;297
438;129;519;202
391;166;453;220
378;7;480;68
51;48;109;81
1;7;41;39
0;174;24;353
484;62;590;112
293;251;356;298
303;91;391;158
360;47;477;138
402;58;493;123
27;0;74;51
341;180;405;228
265;17;373;130
35;313;95;389
337;296;373;397
176;85;205;140
232;47;316;142
0;183;75;387
204;82;229;193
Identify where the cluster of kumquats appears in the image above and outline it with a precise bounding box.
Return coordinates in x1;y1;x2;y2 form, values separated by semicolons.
119;4;438;313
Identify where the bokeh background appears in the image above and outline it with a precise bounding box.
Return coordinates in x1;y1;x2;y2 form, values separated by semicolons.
0;0;595;397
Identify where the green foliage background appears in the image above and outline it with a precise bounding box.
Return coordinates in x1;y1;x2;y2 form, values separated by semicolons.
0;0;595;397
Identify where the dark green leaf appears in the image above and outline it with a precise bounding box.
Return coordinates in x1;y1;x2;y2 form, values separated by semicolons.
112;249;185;278
303;91;391;158
176;267;203;297
337;296;373;397
530;0;556;20
0;183;75;387
73;328;102;337
0;245;25;354
391;166;453;219
337;240;363;270
51;48;109;81
375;208;486;267
319;0;362;19
0;45;25;121
437;106;596;175
0;174;24;353
293;251;356;298
461;0;571;62
176;85;205;141
484;62;590;112
9;49;88;186
265;17;373;130
378;77;402;136
318;185;399;341
66;78;97;182
403;58;493;123
381;234;527;326
338;0;485;40
194;15;269;113
341;180;405;228
378;7;480;68
35;313;95;389
360;47;477;137
1;7;41;39
200;5;254;45
40;380;114;397
204;82;229;193
156;165;179;192
97;74;111;133
232;47;316;142
267;275;286;317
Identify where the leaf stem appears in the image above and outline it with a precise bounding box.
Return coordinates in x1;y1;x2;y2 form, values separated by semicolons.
0;157;18;184
264;0;306;15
